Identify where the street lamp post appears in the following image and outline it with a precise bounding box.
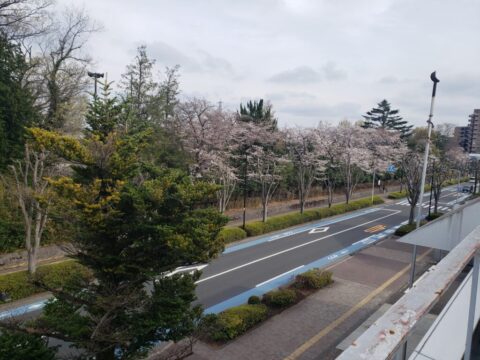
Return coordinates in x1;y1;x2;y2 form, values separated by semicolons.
243;152;247;229
428;158;435;217
409;71;439;288
87;71;104;97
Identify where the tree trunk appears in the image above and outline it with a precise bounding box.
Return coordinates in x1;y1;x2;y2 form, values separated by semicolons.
299;188;305;214
262;196;268;222
27;248;37;274
409;205;415;225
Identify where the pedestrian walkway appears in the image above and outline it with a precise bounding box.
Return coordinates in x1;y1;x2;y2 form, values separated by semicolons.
181;237;433;360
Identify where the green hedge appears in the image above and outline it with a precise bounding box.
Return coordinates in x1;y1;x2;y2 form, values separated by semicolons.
216;227;247;244
243;196;384;237
394;221;427;236
203;304;268;341
263;288;297;308
388;190;407;199
247;295;261;305
0;261;92;303
294;269;333;290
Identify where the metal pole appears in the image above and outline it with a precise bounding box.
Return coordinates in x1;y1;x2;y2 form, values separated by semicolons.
428;158;435;216
371;168;376;204
465;253;479;360
474;161;478;195
409;71;439;288
242;152;247;229
456;169;461;204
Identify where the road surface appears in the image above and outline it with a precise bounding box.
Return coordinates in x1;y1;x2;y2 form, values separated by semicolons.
0;186;469;320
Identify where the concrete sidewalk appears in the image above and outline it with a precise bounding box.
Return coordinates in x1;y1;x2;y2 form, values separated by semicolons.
183;237;434;360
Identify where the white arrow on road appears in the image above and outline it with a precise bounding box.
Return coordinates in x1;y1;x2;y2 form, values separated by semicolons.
309;226;329;234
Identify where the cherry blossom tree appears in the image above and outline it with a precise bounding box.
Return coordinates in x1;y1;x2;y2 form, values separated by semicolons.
176;98;238;212
335;121;371;204
315;122;341;207
286;127;326;213
247;127;288;222
400;151;422;224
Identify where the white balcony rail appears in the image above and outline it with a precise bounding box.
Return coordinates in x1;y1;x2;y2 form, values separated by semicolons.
337;199;480;360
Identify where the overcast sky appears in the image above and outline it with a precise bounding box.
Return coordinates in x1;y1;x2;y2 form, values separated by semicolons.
57;0;480;128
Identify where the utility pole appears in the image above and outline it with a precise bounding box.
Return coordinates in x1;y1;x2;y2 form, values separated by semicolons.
409;71;439;288
243;152;247;229
371;168;376;204
428;158;435;217
87;71;104;97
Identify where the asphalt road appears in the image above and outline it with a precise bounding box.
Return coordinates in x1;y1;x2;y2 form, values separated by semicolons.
195;186;470;313
0;186;470;321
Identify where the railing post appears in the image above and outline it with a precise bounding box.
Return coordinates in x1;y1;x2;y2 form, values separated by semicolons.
465;252;480;360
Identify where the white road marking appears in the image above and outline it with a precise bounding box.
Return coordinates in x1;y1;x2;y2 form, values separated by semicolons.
308;226;329;234
196;210;401;284
166;264;208;277
255;265;304;288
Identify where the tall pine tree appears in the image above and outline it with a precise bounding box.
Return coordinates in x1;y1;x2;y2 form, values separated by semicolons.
362;99;412;138
239;99;278;131
25;93;227;359
0;33;38;169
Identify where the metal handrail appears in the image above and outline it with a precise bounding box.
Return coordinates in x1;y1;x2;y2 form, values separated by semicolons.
337;224;480;360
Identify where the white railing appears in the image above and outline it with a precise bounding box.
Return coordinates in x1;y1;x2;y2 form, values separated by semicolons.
337;199;480;360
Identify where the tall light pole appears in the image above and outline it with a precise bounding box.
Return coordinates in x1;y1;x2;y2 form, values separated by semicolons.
87;71;104;97
428;158;435;217
408;71;439;288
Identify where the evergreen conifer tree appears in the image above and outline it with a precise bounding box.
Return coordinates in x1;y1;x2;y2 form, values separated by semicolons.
362;99;412;138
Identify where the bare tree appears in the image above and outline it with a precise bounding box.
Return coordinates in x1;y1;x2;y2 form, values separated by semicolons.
0;0;52;41
9;143;52;274
31;7;97;130
430;158;450;214
286;127;325;213
400;152;422;224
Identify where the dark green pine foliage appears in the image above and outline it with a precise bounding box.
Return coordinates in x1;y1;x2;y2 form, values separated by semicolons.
362;99;413;138
34;123;227;359
85;80;129;139
239;99;278;131
0;33;38;169
0;330;57;360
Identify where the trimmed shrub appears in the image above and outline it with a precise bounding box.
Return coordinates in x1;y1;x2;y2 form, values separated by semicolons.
426;212;444;221
0;260;92;303
206;304;268;341
216;227;247;244
244;196;384;237
295;269;333;290
394;221;427;236
263;288;297;308
247;295;261;305
244;222;267;237
388;191;407;199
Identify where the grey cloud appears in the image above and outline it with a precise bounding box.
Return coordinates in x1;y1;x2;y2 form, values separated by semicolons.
322;62;347;80
265;91;317;102
147;41;233;75
268;63;346;84
268;66;322;84
379;76;398;84
442;74;480;97
279;102;362;118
